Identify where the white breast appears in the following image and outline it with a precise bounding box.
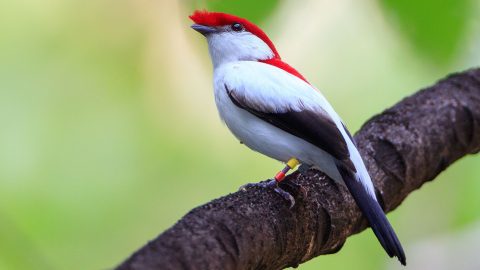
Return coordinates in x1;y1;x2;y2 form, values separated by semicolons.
212;61;343;182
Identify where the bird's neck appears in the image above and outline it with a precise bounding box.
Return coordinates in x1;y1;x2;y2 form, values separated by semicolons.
207;36;275;69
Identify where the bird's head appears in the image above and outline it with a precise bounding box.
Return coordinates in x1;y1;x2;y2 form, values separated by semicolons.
189;10;280;67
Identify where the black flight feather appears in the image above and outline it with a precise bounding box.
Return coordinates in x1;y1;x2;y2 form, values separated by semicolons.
337;165;406;265
226;86;355;171
226;85;406;265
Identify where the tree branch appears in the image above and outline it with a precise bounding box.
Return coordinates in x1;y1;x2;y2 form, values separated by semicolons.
116;68;480;270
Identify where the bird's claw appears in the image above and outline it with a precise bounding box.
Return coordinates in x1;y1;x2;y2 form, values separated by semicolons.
239;181;270;191
273;185;295;208
297;164;311;174
239;179;295;208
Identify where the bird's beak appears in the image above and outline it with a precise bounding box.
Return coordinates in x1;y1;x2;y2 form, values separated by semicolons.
191;24;216;36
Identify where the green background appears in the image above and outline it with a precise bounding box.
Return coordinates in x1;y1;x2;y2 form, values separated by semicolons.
0;0;479;269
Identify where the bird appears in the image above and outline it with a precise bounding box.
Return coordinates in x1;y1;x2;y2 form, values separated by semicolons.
189;10;406;265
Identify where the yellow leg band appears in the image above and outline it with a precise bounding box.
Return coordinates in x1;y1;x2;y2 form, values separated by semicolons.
286;158;300;169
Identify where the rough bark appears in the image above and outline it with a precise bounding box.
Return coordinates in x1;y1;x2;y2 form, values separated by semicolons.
116;68;480;270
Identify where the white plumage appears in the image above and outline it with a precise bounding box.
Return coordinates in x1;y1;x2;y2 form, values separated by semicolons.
214;61;376;198
190;10;406;265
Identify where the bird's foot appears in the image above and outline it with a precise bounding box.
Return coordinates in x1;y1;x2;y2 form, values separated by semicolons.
297;164;311;174
240;179;296;208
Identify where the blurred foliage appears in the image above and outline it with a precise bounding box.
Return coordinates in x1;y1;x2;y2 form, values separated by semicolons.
0;0;479;269
189;0;280;24
380;0;474;65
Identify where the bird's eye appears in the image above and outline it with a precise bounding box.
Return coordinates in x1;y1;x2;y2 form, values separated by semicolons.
231;23;244;32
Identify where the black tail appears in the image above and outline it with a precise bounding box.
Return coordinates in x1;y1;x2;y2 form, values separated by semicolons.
337;166;406;266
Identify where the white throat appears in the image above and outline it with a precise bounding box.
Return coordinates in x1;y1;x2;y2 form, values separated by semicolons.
206;31;275;68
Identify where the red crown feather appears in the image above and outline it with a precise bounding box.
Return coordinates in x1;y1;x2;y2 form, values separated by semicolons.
189;10;280;59
189;10;308;83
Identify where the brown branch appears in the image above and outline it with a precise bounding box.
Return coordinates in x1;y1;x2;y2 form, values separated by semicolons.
116;68;480;270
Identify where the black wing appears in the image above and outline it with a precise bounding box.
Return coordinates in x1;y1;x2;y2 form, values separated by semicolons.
337;166;406;265
226;86;355;171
